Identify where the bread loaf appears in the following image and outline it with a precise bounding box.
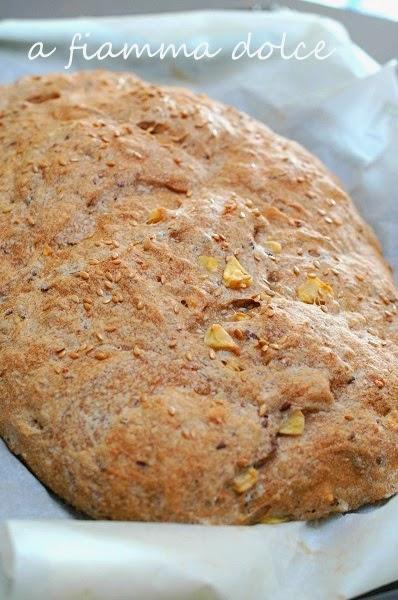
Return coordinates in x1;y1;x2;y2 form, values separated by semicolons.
1;71;398;523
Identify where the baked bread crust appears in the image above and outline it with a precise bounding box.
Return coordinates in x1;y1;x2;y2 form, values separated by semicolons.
1;71;398;523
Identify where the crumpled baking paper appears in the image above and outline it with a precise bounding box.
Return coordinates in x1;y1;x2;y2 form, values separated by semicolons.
2;497;398;600
0;8;398;599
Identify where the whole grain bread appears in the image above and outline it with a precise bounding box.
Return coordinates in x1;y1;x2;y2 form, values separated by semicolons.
1;71;398;523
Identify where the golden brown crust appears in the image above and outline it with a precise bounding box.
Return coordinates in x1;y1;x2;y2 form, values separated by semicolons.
1;71;398;523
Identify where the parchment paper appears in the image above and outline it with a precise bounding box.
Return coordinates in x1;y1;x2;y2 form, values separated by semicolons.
0;9;398;599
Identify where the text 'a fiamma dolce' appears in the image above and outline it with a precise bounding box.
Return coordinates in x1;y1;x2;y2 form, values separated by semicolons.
28;32;335;70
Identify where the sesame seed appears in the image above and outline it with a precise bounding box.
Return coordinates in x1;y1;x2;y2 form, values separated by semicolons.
233;329;244;341
95;332;104;341
69;351;79;359
27;215;35;226
133;345;141;357
76;271;90;280
137;301;144;310
168;406;176;416
293;266;300;275
94;351;109;360
186;351;192;361
70;295;80;304
169;339;177;348
324;216;333;224
130;150;144;159
209;349;216;359
104;281;113;291
258;404;267;417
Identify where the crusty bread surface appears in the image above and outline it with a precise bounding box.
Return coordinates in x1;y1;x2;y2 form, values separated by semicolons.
1;71;398;523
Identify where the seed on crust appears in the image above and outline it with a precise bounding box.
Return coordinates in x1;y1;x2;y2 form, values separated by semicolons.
264;240;282;254
297;276;333;305
204;324;239;354
223;255;252;289
94;351;109;361
278;409;305;436
198;255;219;273
147;207;167;224
233;467;258;493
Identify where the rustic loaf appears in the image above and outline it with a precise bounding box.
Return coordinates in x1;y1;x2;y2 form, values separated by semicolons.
1;71;398;523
